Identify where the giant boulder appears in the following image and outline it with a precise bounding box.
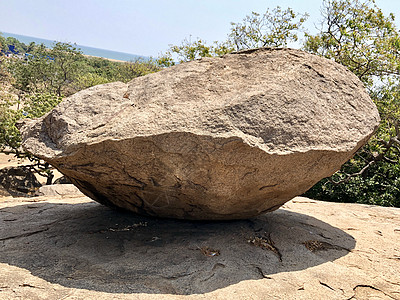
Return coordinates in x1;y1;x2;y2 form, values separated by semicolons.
20;48;380;220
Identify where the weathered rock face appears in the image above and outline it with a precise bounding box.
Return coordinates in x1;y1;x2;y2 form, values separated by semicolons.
20;48;380;220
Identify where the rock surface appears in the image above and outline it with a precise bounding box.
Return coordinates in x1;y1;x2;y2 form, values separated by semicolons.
35;184;83;197
20;48;380;219
0;196;399;299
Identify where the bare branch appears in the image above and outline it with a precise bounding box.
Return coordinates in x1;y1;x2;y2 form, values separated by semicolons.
328;119;399;185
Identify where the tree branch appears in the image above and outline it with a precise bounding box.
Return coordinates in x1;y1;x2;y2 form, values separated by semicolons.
328;119;399;185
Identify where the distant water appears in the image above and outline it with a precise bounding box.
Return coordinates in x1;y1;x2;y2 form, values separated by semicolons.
1;31;146;62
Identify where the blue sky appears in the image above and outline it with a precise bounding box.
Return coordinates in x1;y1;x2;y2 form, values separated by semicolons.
0;0;399;57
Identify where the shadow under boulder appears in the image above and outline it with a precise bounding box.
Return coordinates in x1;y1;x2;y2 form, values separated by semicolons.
0;198;356;295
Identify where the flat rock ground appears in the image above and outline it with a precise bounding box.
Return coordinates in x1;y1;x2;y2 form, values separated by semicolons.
0;194;399;300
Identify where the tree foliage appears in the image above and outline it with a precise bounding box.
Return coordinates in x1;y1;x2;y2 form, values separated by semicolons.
0;34;6;53
158;7;308;65
0;35;33;54
0;36;160;184
158;37;234;67
82;56;160;84
1;39;160;154
9;42;85;96
304;0;400;86
229;6;308;50
0;92;63;184
5;39;161;97
303;0;400;206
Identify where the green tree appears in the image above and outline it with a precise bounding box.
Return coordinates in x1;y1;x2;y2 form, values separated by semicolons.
158;6;308;65
9;43;49;94
158;37;234;66
4;36;28;53
1;93;62;154
303;0;400;207
0;92;62;184
116;58;161;82
1;38;161;185
48;42;85;96
304;0;400;87
229;6;308;50
2;39;160;153
9;42;84;96
75;72;110;90
0;96;23;152
0;33;6;54
78;56;160;87
83;56;121;82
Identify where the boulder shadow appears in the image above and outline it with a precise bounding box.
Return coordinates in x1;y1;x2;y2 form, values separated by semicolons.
0;200;355;295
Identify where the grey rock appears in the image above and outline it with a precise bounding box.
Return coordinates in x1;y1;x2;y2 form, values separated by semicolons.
20;48;380;220
53;175;72;184
35;184;83;197
0;196;399;299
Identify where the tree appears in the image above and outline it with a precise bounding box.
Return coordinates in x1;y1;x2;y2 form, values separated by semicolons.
158;36;234;67
9;42;84;96
75;72;109;90
77;56;161;88
0;33;6;54
0;93;63;184
48;42;85;96
158;6;308;65
303;0;400;207
116;58;160;81
304;0;400;87
229;6;308;50
1;39;161;185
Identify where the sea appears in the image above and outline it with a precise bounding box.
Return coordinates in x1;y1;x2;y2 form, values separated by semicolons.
1;31;146;62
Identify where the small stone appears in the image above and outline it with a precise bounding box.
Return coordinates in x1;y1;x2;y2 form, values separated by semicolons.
35;184;83;197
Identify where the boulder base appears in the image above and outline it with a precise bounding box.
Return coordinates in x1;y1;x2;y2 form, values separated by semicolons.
20;48;380;220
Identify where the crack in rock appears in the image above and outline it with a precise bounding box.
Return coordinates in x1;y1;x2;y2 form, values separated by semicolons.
254;266;272;279
303;240;350;252
319;281;335;291
19;283;45;289
347;284;398;300
0;228;49;241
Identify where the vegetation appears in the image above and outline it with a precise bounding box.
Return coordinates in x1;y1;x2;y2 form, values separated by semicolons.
0;33;160;183
158;6;308;65
303;0;400;207
229;7;308;50
0;35;35;54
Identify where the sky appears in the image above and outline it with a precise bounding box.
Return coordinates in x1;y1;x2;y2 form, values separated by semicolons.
0;0;399;57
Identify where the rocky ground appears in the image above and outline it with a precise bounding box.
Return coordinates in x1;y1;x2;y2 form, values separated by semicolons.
0;194;399;299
